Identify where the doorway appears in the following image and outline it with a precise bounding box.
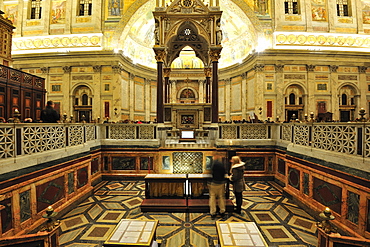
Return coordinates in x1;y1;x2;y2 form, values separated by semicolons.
340;111;350;122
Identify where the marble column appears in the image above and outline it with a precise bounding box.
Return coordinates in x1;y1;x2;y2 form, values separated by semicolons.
43;0;51;35
204;68;211;103
164;68;171;104
154;49;166;123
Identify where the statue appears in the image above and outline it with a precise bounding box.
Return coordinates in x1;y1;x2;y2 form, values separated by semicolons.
154;21;160;45
216;21;222;45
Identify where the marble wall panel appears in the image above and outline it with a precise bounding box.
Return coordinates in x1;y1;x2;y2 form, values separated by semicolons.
77;167;88;189
288;167;300;190
134;82;144;111
313;177;342;214
278;158;286;175
36;176;65;213
231;82;242;112
20;190;31;223
347;191;359;225
68;172;74;194
112;157;135;170
0;198;12;233
91;157;99;175
242;157;265;171
303;172;309;195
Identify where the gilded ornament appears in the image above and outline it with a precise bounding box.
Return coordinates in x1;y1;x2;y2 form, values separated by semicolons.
61;37;70;46
71;37;80;46
25;39;33;48
91;36;100;45
52;37;61;47
336;36;344;46
317;35;326;45
276;34;286;44
34;39;42;48
327;36;335;45
354;37;364;47
346;37;354;46
307;35;316;44
297;35;306;44
81;36;89;46
287;34;296;44
43;38;52;47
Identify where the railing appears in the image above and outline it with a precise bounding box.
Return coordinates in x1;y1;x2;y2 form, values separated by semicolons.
1;122;370;161
219;122;370;159
0;123;158;159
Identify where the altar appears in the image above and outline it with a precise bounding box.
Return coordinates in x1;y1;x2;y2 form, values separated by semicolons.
140;174;234;213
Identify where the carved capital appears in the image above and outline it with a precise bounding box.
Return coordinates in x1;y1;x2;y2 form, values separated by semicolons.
41;67;49;74
170;80;177;85
154;48;166;63
129;73;135;80
112;65;122;74
93;65;102;72
306;64;315;72
204;67;212;77
254;64;264;72
241;72;247;79
359;66;367;73
329;65;338;73
63;66;71;73
209;49;221;62
275;64;284;73
163;68;171;77
225;78;231;85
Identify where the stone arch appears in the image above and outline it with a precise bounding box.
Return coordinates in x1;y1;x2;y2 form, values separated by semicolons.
177;86;199;99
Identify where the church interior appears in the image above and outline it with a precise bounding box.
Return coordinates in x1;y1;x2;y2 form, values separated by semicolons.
1;0;370;246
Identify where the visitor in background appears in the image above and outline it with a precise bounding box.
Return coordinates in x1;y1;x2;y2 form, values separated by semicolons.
40;100;60;123
209;154;227;220
229;156;246;214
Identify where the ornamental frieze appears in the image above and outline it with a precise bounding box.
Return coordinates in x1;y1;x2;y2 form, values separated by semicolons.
338;75;357;80
275;32;370;49
12;34;102;51
284;74;305;79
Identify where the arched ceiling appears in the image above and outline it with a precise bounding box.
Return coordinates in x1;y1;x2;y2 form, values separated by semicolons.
116;0;260;69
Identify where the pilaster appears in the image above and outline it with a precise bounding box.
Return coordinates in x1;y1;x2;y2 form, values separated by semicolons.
306;65;316;115
145;79;151;121
225;78;231;121
275;64;284;120
129;73;135;121
254;64;265;120
62;66;72;117
329;65;339;121
93;65;102;121
42;0;51;35
198;79;204;103
358;66;367;110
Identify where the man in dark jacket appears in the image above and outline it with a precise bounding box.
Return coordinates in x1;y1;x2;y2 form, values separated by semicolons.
40;101;60;123
209;154;227;220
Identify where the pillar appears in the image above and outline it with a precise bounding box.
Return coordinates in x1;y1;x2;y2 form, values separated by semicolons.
154;49;166;123
204;68;211;103
164;68;171;104
329;65;339;121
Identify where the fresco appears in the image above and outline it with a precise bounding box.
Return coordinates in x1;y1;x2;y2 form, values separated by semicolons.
3;4;18;25
362;0;370;24
50;0;66;24
311;0;327;21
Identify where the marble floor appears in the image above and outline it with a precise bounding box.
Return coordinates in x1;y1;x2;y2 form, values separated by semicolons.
59;180;318;247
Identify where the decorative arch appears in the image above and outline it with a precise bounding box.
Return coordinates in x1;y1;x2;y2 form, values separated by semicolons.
283;82;307;95
165;21;210;66
337;82;359;96
177;86;198;99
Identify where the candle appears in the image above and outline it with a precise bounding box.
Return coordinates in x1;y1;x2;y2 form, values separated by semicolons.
14;108;19;113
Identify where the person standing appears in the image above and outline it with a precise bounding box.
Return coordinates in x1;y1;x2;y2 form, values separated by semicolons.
229;156;245;214
209;154;227;220
40;100;60;123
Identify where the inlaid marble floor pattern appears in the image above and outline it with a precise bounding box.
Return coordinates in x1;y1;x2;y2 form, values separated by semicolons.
59;180;318;247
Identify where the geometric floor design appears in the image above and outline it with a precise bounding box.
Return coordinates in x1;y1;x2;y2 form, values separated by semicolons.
59;180;318;247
